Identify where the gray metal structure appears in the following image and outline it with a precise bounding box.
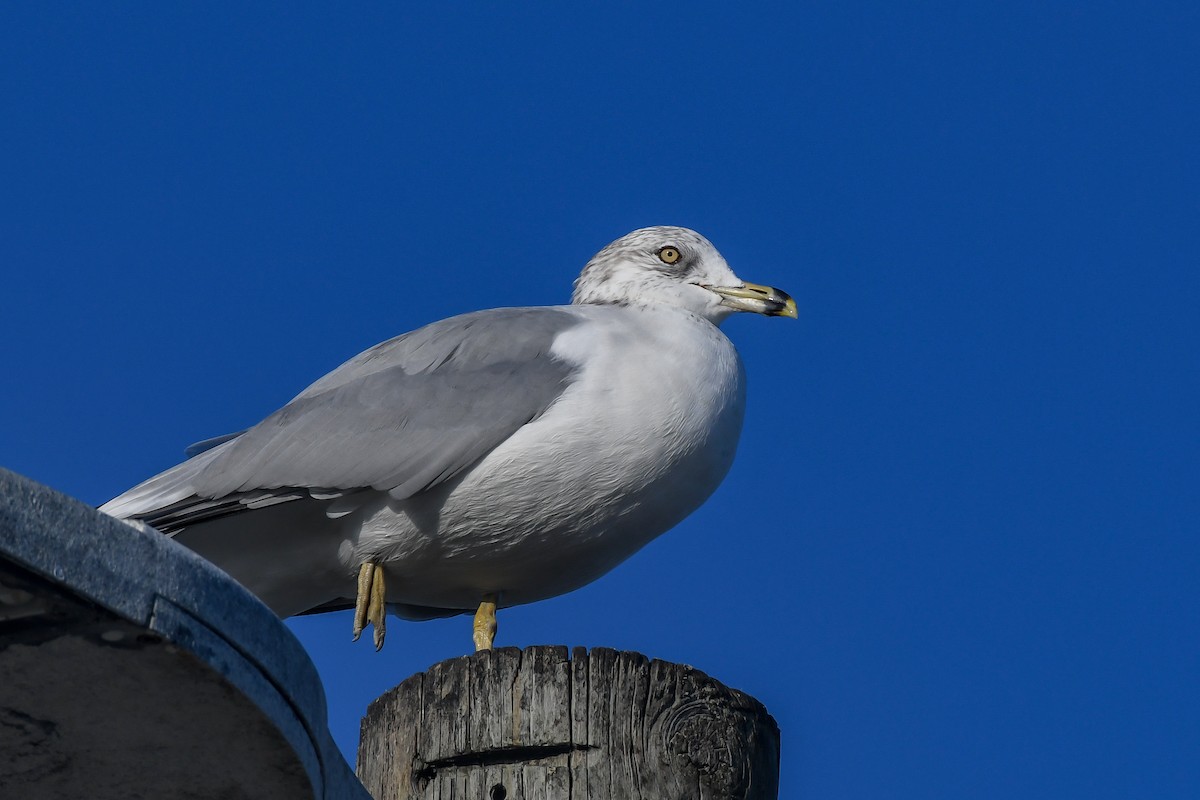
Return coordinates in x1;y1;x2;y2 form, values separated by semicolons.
0;468;371;800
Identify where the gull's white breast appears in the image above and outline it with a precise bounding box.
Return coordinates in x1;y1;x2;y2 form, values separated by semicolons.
349;303;747;610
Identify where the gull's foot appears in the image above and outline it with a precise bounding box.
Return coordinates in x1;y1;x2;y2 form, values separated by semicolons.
352;561;387;651
473;594;498;652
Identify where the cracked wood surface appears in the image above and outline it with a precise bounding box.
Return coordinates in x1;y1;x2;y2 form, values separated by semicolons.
357;646;779;800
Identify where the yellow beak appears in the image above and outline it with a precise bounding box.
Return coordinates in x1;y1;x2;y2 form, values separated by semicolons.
706;282;798;318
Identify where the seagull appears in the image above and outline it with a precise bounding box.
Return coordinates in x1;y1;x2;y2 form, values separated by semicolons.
101;226;796;652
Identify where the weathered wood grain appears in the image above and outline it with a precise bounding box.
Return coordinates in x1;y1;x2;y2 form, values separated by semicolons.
358;646;779;800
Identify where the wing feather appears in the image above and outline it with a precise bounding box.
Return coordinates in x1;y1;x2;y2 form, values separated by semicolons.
103;307;581;525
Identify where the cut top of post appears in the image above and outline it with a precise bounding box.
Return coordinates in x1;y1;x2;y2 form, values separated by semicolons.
358;645;780;800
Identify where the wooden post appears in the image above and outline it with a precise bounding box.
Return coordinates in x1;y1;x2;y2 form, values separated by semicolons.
357;646;779;800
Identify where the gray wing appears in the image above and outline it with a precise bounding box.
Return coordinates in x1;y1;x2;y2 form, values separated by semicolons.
102;307;581;526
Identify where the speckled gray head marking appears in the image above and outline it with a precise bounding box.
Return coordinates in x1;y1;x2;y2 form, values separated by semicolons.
577;226;715;284
570;226;741;316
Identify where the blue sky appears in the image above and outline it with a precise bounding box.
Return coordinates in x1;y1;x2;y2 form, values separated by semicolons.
3;3;1198;797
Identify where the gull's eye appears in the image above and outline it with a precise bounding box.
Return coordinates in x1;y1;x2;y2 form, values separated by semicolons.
658;246;682;265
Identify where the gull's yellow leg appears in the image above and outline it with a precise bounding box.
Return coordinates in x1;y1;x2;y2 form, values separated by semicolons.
352;561;388;651
369;563;386;651
473;594;498;652
352;562;373;642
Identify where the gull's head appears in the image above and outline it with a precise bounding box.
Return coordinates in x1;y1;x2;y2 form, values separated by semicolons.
571;226;796;325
